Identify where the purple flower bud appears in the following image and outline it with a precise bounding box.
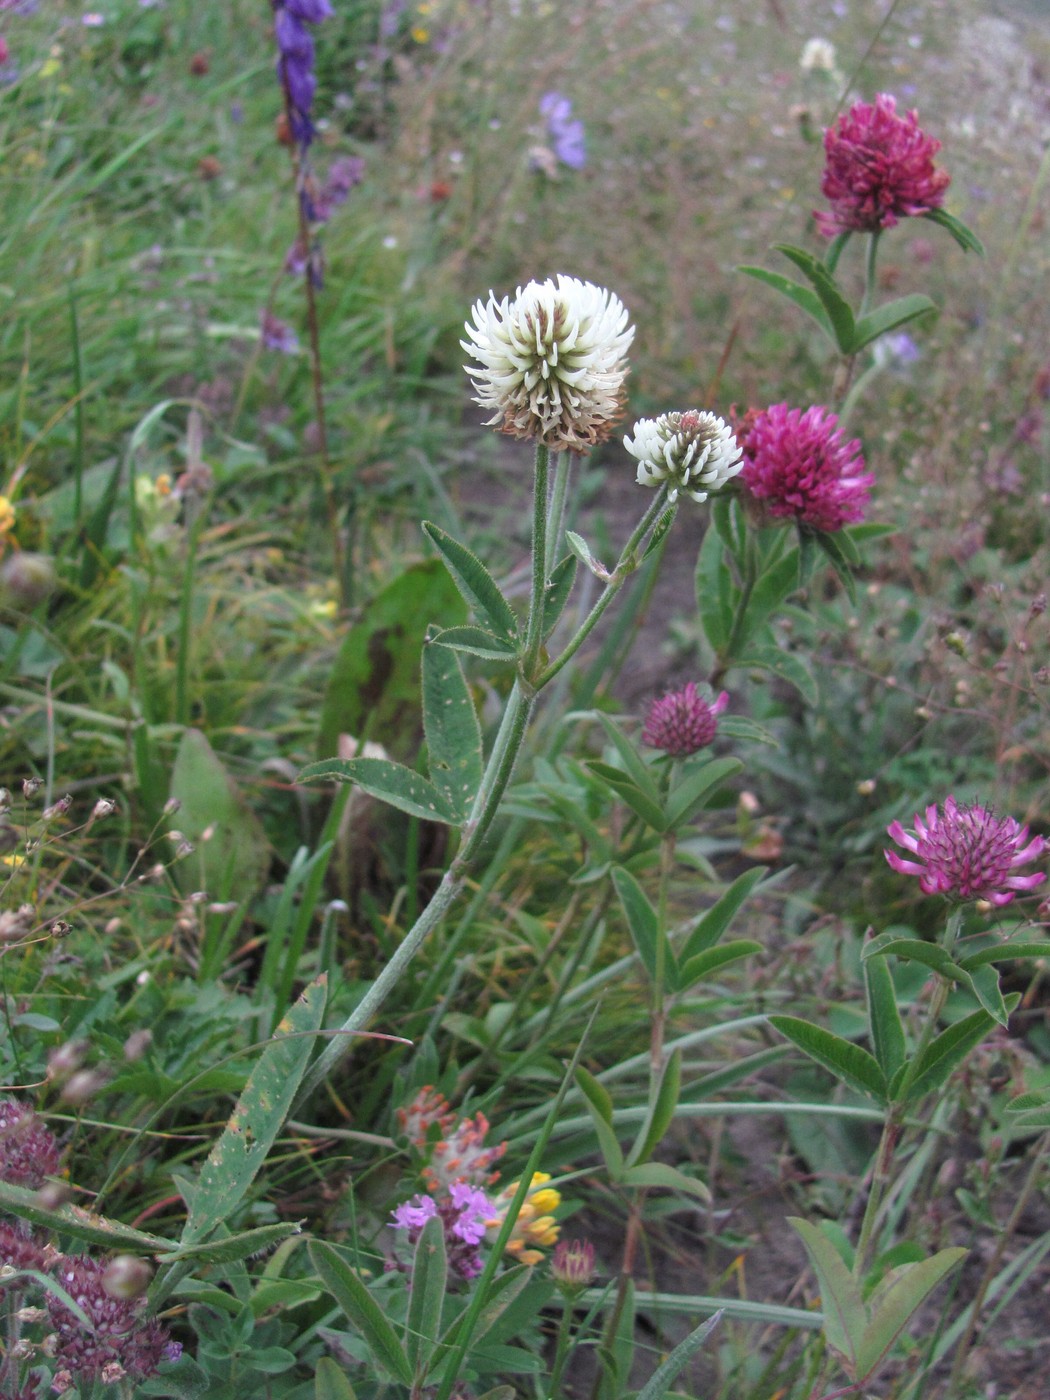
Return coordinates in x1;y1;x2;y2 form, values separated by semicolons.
260;311;300;354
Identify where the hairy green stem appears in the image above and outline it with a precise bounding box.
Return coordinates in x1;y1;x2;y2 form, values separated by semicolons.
523;442;551;681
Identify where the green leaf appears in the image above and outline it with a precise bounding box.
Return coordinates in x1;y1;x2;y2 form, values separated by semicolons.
314;1357;358;1400
0;1179;173;1254
863;952;906;1083
422;636;482;822
861;935;967;983
737;551;801;646
181;978;327;1246
641;501;678;561
922;207;985;255
774;244;856;353
769;1016;887;1102
736;266;833;338
594;711;661;800
565;529;608;578
736;644;818;706
612;865;664;983
677;940;762;991
575;1066;624;1176
628;1049;682;1167
959;940;1050;971
588;762;668;832
160;1224;301;1265
634;1312;723;1400
664;756;743;830
717;715;778;747
856;1248;967;1380
406;1215;447;1378
620;1160;711;1201
823;230;852;276
905;998;1020;1102
789;1218;866;1374
309;1241;413;1385
297;757;458;824
813;529;858;606
422;522;519;641
967;964;1009;1027
317;559;465;760
429;624;518;662
696;524;734;653
680;866;768;961
851;293;937;352
168;728;271;903
542;554;578;639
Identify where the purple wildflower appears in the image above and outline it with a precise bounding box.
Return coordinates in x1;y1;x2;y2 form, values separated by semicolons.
391;1184;494;1281
47;1255;177;1384
885;797;1047;906
260;311;300;354
642;684;728;757
540;91;586;170
739;403;873;533
0;1097;61;1188
391;1194;437;1231
313;155;366;220
447;1182;491;1244
272;0;332;149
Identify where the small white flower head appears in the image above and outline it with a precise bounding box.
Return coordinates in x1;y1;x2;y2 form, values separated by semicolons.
800;37;838;74
462;275;634;454
624;410;743;503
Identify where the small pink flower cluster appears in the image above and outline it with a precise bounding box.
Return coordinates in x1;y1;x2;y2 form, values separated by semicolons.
738;403;873;533
815;93;951;237
642;684;728;757
886;797;1046;906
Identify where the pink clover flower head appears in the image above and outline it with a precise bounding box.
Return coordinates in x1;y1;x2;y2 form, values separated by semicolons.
642;684;728;758
815;93;951;237
740;403;873;532
391;1194;438;1231
448;1182;493;1244
0;1096;61;1188
47;1255;175;1382
885;797;1047;906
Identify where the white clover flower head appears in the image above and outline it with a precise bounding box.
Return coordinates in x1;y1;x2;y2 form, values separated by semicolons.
800;37;838;73
624;410;743;503
462;275;634;454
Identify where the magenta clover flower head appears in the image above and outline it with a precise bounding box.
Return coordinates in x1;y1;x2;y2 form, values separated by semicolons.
0;1096;61;1188
47;1255;177;1383
815;92;951;237
642;684;728;758
740;403;873;533
885;797;1047;906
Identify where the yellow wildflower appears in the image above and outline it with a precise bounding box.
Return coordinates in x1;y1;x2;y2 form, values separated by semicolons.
486;1172;561;1266
0;497;15;536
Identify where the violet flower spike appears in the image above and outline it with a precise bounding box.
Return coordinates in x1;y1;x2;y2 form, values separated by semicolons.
885;797;1046;906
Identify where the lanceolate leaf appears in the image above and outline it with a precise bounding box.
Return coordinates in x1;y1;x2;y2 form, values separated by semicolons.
664;756;742;829
542;554;578;639
429;624;519;662
680;866;768;961
904;997;1020;1101
769;1016;887;1102
594;711;661;799
677;940;762;992
0;1180;172;1254
789;1218;865;1374
422;635;482;822
851;293;936;352
696;525;735;653
627;1048;682;1167
588;762;668;832
736;644;818;706
856;1249;967;1380
422;522;519;641
612;865;663;982
309;1241;413;1386
297;757;458;824
863;951;906;1083
959;939;1050;971
575;1066;623;1176
738;551;801;645
634;1312;723;1400
774;244;856;352
405;1215;447;1378
922;207;985;255
736;266;833;339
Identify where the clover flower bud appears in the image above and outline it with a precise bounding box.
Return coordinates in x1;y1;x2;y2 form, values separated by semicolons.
551;1238;596;1293
625;410;742;504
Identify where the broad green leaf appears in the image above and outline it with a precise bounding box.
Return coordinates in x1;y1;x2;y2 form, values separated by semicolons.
737;551;801;646
406;1215;447;1377
317;559;465;760
863;952;906;1083
789;1217;866;1373
620;1160;711;1201
182;978;326;1245
664;756;742;829
677;940;762;992
717;714;778;747
813;529;858;605
736;644;818;706
422;635;482;822
168;728;271;902
422;522;519;641
429;624;518;662
0;1179;172;1254
297;757;458;824
736;266;833;338
575;1066;623;1176
634;1311;723;1400
542;554;578;638
851;293;936;352
959;939;1050;971
315;1357;358;1400
628;1049;682;1167
861;935;966;983
769;1016;887;1102
612;865;664;983
922;207;985;255
905;997;1020;1101
774;244;856;352
309;1241;413;1385
967;964;1009;1027
856;1248;967;1379
696;525;734;653
588;762;668;832
680;866;767;961
565;529;608;578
